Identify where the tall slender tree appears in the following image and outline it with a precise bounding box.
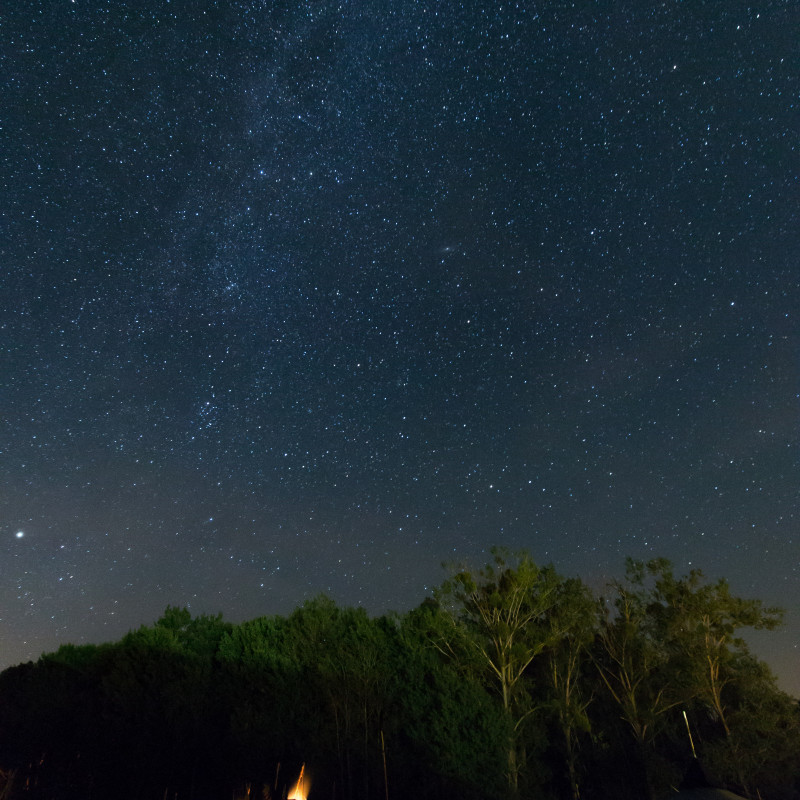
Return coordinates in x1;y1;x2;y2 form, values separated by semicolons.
641;560;784;796
594;560;685;798
435;547;561;796
645;562;783;739
545;577;597;800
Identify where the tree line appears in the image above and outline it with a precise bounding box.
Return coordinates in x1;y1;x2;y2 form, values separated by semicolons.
0;549;798;800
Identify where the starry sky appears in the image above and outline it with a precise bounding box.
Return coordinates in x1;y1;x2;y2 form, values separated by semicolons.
2;2;798;695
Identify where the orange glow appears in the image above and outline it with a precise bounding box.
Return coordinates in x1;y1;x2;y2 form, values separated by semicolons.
287;763;310;800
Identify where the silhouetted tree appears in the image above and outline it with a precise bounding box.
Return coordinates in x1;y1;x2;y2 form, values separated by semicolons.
0;557;793;800
544;577;598;800
435;547;562;796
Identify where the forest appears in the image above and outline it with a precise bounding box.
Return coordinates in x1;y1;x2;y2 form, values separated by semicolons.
1;550;798;800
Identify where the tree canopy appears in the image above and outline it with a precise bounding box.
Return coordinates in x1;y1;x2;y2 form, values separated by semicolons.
0;554;797;800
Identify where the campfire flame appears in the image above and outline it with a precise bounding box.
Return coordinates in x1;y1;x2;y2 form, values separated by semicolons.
287;763;310;800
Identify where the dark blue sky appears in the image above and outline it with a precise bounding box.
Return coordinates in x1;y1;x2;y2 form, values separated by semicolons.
2;1;798;695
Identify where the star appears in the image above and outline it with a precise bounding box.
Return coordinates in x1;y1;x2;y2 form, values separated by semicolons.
0;0;796;699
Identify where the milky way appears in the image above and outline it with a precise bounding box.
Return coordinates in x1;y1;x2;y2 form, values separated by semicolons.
2;2;797;694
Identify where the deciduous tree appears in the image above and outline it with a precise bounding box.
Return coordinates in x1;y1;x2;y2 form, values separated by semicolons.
435;547;561;795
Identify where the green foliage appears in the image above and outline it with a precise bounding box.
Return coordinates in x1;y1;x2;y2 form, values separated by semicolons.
594;558;792;799
0;554;794;800
397;598;510;799
543;577;598;800
155;604;192;632
435;548;566;796
698;653;800;798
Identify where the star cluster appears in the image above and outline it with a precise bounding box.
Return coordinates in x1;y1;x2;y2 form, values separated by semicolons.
2;2;797;694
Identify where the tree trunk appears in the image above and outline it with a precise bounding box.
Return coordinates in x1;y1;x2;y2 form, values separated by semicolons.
635;739;654;800
564;727;580;800
507;742;519;797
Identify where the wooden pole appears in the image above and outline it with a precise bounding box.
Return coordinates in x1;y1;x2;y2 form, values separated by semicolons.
381;729;389;800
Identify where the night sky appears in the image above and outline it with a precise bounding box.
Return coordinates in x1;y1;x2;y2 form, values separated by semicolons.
2;2;798;695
